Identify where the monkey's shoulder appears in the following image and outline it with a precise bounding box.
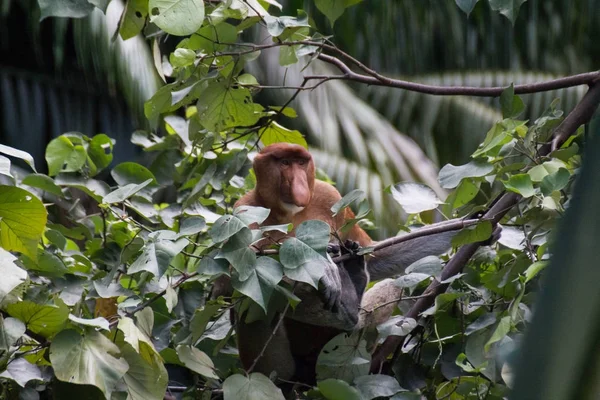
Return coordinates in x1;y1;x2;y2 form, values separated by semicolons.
311;180;343;204
234;190;260;208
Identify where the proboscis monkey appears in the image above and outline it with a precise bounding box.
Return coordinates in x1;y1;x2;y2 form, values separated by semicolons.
217;143;456;384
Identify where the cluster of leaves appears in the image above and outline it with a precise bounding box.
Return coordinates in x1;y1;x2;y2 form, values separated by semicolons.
0;0;573;399
379;87;579;399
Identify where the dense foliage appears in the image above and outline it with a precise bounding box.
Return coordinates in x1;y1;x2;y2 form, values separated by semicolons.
0;0;591;399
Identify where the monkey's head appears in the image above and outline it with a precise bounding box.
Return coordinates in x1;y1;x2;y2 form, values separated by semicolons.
253;143;315;215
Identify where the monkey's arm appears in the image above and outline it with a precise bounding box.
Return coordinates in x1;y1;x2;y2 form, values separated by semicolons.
287;245;368;331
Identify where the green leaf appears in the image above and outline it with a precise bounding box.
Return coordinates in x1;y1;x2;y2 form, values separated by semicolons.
354;375;404;400
217;229;256;280
376;316;417;338
504;174;535;198
314;0;362;27
6;300;69;338
0;186;47;260
318;379;361;400
188;23;237;53
196;82;260;133
422;292;464;316
0;248;27;303
528;160;567;182
149;0;205;36
0;144;36;172
438;160;493;189
38;0;95;20
112;162;157;186
500;84;525;118
238;73;259;86
259;122;307;148
447;179;480;209
102;179;153;204
22;174;63;197
485;316;511;351
209;214;247;243
0;156;12;179
489;0;528;25
524;261;548;283
405;256;443;276
68;315;110;331
451;221;493;247
0;316;26;351
316;333;370;383
233;206;270;226
87;134;114;173
176;345;219;379
331;189;366;216
455;0;480;15
280;221;328;262
540;168;570;196
170;48;196;67
472;122;512;158
120;342;168;400
278;45;298;66
389;182;443;214
45;135;87;176
232;257;284;312
0;358;43;387
223;373;284;400
54;175;110;202
128;237;187;278
119;0;149;40
264;11;310;39
50;329;128;398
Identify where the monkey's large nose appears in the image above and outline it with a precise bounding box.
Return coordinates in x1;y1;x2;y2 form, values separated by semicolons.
290;176;311;207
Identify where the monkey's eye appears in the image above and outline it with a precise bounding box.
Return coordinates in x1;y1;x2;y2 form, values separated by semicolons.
281;159;290;166
298;159;306;166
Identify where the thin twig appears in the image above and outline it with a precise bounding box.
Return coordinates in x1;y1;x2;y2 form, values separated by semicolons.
247;284;297;374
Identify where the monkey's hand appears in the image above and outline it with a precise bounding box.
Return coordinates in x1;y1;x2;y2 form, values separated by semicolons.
320;241;366;314
320;242;344;311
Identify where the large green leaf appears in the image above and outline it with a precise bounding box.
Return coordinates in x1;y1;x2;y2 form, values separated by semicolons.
149;0;205;36
318;379;362;400
0;144;36;172
0;248;27;303
0;186;47;260
316;333;370;383
176;345;219;379
314;0;362;27
223;373;284;400
280;220;331;288
0;358;43;388
50;329;129;398
389;182;443;214
128;237;187;278
6;300;69;339
231;257;284;312
120;342;168;400
196;82;260;133
45;136;87;176
0;316;26;351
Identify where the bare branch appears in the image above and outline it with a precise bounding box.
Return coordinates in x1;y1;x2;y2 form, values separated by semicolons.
314;54;600;97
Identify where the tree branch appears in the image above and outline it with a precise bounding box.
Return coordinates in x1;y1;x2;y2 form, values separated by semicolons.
370;80;600;373
313;53;600;97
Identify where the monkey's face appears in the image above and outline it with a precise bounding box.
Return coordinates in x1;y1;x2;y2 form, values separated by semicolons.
254;143;316;215
277;157;311;211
